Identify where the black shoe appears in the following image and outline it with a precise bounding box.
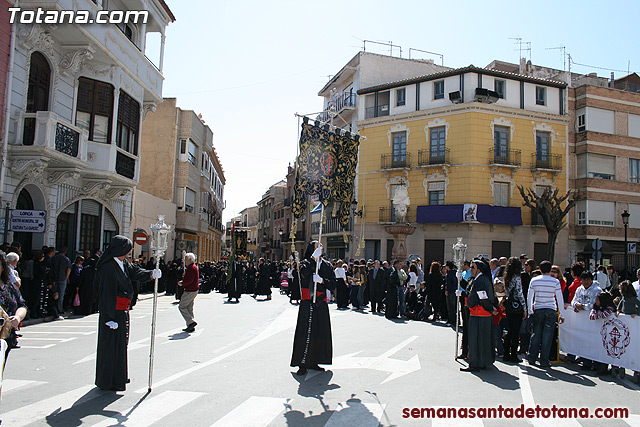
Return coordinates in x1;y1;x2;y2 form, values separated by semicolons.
183;322;197;332
296;367;307;376
460;367;480;372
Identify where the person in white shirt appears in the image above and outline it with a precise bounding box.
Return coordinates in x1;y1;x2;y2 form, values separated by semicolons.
333;260;349;309
526;261;565;367
632;269;640;296
6;252;21;288
572;272;603;312
594;266;610;291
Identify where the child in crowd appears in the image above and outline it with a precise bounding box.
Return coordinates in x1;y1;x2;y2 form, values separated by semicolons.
589;291;616;376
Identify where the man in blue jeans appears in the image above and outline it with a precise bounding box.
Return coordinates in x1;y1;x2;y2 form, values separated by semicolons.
526;261;565;367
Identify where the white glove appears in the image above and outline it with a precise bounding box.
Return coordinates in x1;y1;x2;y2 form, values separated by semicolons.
152;268;162;279
312;246;323;260
106;321;118;330
455;289;462;297
456;269;463;281
313;273;323;284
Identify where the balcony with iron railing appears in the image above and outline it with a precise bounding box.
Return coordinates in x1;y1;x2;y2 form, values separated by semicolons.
381;152;411;169
17;111;88;163
489;148;521;167
13;111;139;184
418;148;451;166
531;153;562;171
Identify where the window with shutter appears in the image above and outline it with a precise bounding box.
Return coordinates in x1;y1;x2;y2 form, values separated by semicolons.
116;90;140;155
76;77;114;144
494;182;509;207
27;52;51;113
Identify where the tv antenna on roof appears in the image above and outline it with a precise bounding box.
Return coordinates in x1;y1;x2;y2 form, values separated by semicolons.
509;37;531;62
546;45;567;71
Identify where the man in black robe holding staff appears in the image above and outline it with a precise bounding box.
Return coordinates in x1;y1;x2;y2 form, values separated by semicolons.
95;235;162;391
291;241;336;376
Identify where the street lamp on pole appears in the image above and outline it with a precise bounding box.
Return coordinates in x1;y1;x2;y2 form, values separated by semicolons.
622;210;630;279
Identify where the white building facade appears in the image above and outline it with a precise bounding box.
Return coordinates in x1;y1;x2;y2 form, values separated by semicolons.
2;0;174;255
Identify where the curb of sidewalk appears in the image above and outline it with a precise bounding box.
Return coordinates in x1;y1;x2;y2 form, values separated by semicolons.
21;292;168;327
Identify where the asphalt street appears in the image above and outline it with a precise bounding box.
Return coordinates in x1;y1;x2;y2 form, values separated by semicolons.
2;290;640;426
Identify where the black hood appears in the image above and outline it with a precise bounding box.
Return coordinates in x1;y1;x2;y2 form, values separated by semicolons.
97;235;133;269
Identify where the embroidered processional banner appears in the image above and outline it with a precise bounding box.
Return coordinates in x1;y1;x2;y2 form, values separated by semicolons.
292;117;359;230
234;230;247;256
559;310;639;371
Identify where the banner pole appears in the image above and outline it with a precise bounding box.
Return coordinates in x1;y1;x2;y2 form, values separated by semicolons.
314;203;325;304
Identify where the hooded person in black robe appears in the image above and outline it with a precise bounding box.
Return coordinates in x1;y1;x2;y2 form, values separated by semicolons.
253;258;272;300
289;261;301;304
291;241;336;375
228;257;243;302
461;258;496;372
95;235;159;391
75;257;97;315
385;261;401;319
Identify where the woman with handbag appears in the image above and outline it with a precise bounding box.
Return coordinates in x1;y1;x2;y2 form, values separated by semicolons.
0;250;27;396
502;257;526;363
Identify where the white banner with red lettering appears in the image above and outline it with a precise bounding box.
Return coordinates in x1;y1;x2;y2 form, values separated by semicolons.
559;310;639;371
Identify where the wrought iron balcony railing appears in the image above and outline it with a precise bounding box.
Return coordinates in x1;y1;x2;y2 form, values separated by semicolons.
418;148;450;166
489;148;521;167
531;153;562;170
381;152;411;169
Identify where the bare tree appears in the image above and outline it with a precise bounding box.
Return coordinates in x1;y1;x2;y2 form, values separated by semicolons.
517;186;582;263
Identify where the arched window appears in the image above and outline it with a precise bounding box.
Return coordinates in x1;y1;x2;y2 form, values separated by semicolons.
27;52;51;113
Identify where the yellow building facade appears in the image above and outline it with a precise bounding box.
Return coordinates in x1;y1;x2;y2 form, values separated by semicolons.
355;67;570;265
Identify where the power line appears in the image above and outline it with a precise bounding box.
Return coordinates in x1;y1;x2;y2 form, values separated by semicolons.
569;58;633;74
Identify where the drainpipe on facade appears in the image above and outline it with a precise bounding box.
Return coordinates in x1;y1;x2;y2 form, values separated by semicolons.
0;0;18;207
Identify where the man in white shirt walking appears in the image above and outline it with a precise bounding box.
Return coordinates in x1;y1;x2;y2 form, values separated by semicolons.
526;261;565;367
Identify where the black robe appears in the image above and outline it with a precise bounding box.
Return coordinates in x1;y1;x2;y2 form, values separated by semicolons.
289;269;301;302
228;262;243;299
255;263;272;296
385;268;400;319
466;272;496;369
95;258;151;391
244;266;256;294
290;258;336;368
75;260;97;315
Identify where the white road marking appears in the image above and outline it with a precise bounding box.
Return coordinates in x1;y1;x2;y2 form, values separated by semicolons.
89;390;205;427
0;385;99;427
26;325;95;329
23;330;96;335
324;401;385;427
1;379;47;393
518;361;581;427
19;337;77;342
624;414;640;427
210;396;288;427
135;307;299;393
331;336;420;383
20;344;56;349
74;327;184;364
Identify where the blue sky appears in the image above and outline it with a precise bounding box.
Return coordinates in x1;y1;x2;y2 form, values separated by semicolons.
158;0;639;223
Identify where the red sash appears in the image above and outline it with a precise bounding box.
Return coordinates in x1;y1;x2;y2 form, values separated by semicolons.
116;296;131;311
301;288;327;303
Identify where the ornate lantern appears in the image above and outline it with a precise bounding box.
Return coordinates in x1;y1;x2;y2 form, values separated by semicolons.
452;237;467;270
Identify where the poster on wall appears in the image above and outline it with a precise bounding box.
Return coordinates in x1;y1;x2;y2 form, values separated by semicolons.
463;204;478;222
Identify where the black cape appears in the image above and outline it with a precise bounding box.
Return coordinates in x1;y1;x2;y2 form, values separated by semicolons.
289;268;301;301
255;263;272;296
290;257;336;368
95;245;152;391
228;262;243;299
